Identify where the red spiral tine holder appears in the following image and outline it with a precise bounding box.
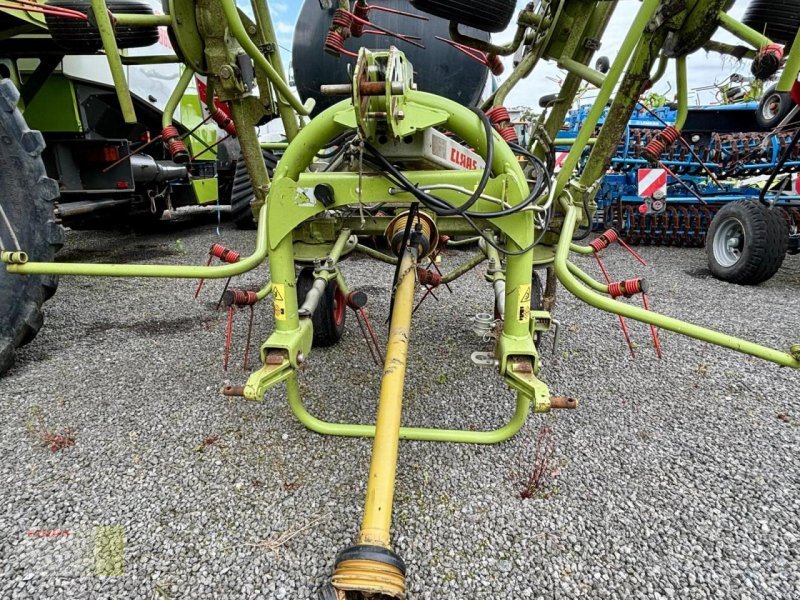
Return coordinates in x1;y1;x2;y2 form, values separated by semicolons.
194;244;241;305
606;277;662;359
351;1;428;38
222;289;259;371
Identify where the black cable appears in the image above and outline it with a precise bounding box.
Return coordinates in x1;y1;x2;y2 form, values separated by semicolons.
363;108;495;217
363;143;549;219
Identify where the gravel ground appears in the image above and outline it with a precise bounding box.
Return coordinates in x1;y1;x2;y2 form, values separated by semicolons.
1;214;798;599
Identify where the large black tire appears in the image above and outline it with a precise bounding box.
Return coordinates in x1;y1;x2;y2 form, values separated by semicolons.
296;267;346;347
230;150;278;230
45;0;160;53
0;80;63;374
755;85;798;130
742;0;800;51
706;200;788;285
410;0;516;33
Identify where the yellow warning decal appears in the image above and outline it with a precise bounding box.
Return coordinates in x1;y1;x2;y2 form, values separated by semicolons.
273;283;286;321
517;284;531;323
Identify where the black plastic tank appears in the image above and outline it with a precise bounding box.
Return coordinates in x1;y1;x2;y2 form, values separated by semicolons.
292;0;491;115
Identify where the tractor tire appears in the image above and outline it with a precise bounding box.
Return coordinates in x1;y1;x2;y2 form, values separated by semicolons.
230;150;279;230
409;0;516;33
755;85;797;130
0;80;63;374
45;0;160;53
742;0;800;51
296;267;346;347
706;200;788;285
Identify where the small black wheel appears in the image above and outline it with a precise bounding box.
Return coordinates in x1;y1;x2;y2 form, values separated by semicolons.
743;0;800;51
755;86;797;130
594;56;610;74
45;0;160;53
296;267;346;347
410;0;517;33
230;150;279;230
706;200;788;285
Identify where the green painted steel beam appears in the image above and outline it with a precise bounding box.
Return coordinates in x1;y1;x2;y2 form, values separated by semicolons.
717;10;771;49
286;373;532;444
555;205;800;369
3;204;269;277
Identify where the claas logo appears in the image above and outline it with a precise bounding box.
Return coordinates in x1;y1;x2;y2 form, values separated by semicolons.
450;147;478;170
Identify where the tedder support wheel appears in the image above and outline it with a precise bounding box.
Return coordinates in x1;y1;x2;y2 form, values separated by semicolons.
706;200;788;285
230;149;279;230
0;80;63;374
410;0;516;33
296;267;346;347
755;86;798;130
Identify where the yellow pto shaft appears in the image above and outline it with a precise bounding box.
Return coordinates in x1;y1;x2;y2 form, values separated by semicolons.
332;245;418;598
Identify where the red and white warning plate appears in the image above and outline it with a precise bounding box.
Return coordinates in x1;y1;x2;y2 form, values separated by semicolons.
637;168;667;198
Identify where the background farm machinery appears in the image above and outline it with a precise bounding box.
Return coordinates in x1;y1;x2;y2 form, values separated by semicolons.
547;42;800;284
1;0;800;598
557;100;800;240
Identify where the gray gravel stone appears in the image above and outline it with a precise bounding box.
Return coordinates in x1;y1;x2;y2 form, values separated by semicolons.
0;215;798;598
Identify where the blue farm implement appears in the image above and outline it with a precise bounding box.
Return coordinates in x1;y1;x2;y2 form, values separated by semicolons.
555;101;800;251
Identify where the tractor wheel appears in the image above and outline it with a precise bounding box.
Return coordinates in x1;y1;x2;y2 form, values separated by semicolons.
0;80;63;374
742;0;800;51
230;149;279;230
410;0;516;33
755;85;797;130
45;0;160;53
706;200;787;285
296;267;346;347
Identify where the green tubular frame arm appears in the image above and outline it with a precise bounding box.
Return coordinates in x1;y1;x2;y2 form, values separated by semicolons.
2;0;798;378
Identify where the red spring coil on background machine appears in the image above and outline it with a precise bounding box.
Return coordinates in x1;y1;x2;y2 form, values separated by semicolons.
161;125;189;163
642;125;681;163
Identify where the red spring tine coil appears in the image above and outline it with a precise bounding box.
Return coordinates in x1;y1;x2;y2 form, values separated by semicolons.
499;126;518;144
660;126;681;145
324;30;357;58
230;289;259;306
162;125;189;161
487;54;504;76
351;1;368;36
332;7;354;28
642;137;666;160
209;243;240;263
601;228;620;244
485;105;511;125
594;253;636;358
607;278;645;298
211;107;237;136
589;230;617;252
